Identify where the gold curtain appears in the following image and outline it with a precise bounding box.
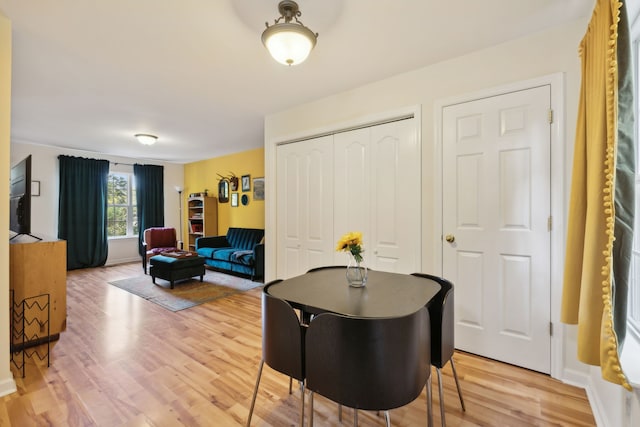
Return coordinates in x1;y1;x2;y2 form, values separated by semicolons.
561;0;631;391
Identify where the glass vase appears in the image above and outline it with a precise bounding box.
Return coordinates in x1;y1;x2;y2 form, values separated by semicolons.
346;255;368;287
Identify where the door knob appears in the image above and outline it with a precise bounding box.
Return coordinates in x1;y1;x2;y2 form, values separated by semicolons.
445;234;455;243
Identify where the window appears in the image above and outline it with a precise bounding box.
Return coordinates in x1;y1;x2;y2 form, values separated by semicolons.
107;172;138;237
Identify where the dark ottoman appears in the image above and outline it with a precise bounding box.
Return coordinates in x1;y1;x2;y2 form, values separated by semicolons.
149;253;206;289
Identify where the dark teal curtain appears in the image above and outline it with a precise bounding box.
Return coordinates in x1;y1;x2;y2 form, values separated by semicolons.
58;155;110;270
134;164;165;256
612;2;634;349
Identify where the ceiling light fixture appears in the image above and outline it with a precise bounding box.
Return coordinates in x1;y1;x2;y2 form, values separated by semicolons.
262;0;318;66
135;133;158;145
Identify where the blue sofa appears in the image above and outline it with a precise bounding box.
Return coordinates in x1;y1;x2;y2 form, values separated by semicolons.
195;228;264;280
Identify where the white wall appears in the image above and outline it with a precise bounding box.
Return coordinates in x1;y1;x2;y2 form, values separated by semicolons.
11;142;184;266
586;367;640;427
263;15;634;423
265;19;586;282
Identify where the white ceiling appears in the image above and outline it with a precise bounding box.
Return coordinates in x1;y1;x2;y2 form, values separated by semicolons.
0;0;594;164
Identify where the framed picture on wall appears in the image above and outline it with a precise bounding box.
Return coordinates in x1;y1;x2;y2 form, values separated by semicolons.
231;192;239;207
253;177;265;201
218;179;229;203
31;180;41;197
242;174;251;192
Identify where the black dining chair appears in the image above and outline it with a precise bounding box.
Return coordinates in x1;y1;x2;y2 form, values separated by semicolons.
305;306;432;427
304;266;349;323
412;273;465;426
246;280;306;427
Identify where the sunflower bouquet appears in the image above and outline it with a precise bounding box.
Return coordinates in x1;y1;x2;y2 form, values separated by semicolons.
336;231;364;263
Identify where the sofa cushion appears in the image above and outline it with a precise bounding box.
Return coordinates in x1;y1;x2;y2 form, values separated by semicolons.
211;248;236;262
196;246;232;259
226;228;264;251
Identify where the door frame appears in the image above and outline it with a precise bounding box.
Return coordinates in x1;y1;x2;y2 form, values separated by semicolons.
433;73;566;380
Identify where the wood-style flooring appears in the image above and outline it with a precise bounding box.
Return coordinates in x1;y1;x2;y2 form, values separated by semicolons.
1;262;596;426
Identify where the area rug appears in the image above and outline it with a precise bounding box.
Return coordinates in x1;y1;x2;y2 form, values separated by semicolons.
108;271;262;312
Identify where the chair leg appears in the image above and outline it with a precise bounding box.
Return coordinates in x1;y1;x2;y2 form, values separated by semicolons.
437;367;445;427
384;410;390;427
450;358;466;412
289;377;293;394
353;408;358;426
309;391;314;427
246;359;264;427
338;404;342;421
427;374;433;427
300;381;305;427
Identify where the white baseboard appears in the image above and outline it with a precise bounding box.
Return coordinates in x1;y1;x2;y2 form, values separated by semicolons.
0;376;17;397
584;374;608;427
560;367;608;427
561;366;589;388
105;257;140;266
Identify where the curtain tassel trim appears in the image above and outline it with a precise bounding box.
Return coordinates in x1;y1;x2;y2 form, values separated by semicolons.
600;0;631;392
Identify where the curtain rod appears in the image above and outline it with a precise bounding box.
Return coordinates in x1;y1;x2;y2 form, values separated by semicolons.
111;162;134;166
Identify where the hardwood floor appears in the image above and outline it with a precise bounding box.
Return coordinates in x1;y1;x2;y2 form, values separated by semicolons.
1;262;596;426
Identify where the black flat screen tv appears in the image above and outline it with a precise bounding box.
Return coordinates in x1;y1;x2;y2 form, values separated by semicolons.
9;154;33;238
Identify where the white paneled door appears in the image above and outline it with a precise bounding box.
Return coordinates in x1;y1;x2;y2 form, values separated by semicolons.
276;136;335;279
442;86;551;373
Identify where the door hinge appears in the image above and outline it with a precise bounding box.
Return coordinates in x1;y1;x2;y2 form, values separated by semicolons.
548;109;554;124
550;322;554;336
547;216;552;231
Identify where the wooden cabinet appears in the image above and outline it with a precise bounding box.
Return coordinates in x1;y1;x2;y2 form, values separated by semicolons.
9;239;67;347
187;196;218;250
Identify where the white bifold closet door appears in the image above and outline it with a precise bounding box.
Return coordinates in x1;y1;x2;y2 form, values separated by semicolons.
333;119;420;272
276;118;420;279
276;135;335;279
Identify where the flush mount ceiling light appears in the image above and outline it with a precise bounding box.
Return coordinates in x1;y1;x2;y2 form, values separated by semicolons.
134;133;158;145
262;0;318;66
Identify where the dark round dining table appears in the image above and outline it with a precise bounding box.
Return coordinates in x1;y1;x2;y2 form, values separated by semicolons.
266;267;440;318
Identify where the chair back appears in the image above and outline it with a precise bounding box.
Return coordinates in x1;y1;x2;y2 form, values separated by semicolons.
262;281;305;381
307;266;374;273
144;227;177;250
305;307;430;411
412;273;455;369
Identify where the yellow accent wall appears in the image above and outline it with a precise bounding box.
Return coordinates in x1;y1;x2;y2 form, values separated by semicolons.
184;147;264;239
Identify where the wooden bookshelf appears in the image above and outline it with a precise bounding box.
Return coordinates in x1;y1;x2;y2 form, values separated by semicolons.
187;196;218;250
